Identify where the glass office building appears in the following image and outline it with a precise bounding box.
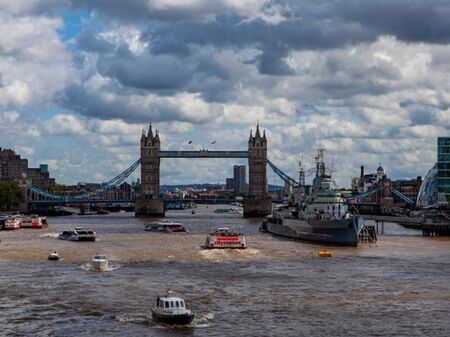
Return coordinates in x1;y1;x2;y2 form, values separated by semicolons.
437;137;450;203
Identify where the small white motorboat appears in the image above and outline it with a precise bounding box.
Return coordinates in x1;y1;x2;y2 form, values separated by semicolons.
151;290;195;325
48;251;59;261
91;254;109;271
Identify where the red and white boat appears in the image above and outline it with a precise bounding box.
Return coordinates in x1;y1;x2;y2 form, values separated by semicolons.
21;215;47;229
205;227;246;249
4;218;22;230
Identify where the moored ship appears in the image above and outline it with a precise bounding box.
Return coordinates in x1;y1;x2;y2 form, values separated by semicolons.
205;227;246;249
260;150;364;246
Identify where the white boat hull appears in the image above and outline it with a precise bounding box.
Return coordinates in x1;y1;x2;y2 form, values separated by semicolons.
91;260;108;271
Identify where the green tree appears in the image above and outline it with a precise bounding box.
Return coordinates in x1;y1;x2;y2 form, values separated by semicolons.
0;180;24;211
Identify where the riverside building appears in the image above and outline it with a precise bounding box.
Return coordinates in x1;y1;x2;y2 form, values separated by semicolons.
437;137;450;203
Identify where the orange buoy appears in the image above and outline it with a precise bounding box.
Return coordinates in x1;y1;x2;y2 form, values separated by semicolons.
317;251;333;258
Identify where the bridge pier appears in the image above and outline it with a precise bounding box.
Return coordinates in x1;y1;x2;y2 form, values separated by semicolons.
243;199;272;217
135;199;165;217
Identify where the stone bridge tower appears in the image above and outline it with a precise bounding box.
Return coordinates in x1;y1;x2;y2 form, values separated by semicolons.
244;124;272;217
140;125;160;197
135;124;164;217
248;124;267;198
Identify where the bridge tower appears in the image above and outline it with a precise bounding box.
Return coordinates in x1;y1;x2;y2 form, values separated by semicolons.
244;123;272;217
135;124;165;217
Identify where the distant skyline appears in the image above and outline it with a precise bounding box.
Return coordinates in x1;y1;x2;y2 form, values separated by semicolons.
0;0;449;187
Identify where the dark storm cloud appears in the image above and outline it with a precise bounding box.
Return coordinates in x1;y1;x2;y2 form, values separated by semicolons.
68;1;450;82
96;50;191;91
60;84;217;124
144;14;372;75
333;0;450;44
69;0;245;22
76;29;115;53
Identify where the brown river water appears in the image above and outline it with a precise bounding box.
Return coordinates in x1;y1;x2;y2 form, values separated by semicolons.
0;205;449;336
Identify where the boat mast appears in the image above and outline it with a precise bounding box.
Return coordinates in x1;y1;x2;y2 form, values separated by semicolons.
298;159;306;204
315;149;326;178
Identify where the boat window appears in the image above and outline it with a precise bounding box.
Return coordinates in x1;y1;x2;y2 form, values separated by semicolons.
180;300;185;307
175;301;179;308
170;301;174;308
164;301;169;308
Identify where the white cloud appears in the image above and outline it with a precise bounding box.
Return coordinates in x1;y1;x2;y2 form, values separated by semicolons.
45;114;87;136
2;111;20;122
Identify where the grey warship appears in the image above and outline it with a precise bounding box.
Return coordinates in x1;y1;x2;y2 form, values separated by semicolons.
261;150;364;246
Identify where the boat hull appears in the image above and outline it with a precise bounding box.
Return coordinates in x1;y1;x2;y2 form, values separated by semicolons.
151;310;195;325
205;236;246;249
91;260;108;271
263;217;364;246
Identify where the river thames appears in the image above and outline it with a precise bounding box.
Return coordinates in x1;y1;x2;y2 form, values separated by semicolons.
1;206;449;336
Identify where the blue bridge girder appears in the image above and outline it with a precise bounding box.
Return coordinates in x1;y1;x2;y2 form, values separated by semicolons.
28;155;300;203
158;150;248;158
267;159;299;187
391;188;415;205
29;199;134;206
350;187;380;200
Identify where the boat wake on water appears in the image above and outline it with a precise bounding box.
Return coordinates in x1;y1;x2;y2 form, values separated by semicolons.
192;312;215;328
40;232;60;238
198;248;261;262
79;262;122;272
112;312;214;329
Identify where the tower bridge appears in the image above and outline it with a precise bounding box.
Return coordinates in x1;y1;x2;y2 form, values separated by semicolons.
137;124;271;217
28;124;288;217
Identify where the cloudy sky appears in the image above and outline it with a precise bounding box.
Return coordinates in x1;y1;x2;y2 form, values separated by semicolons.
1;0;449;187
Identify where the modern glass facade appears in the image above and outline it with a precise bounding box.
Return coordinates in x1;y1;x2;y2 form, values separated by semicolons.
437;137;450;203
233;165;246;194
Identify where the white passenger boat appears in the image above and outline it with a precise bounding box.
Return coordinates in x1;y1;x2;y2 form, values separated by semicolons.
205;227;246;249
151;290;195;325
21;215;47;229
3;218;22;230
59;227;96;241
145;221;188;233
91;254;109;271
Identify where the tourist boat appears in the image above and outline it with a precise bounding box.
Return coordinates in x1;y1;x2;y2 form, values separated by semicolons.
260;150;364;246
21;215;47;229
58;227;96;241
151;290;195;326
205;227;246;249
48;251;60;261
214;207;242;214
91;254;109;271
3;218;22;230
145;221;188;233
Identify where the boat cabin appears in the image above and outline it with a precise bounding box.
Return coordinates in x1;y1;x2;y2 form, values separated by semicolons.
156;296;187;312
92;254;107;261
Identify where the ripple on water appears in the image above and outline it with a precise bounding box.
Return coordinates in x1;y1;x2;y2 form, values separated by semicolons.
79;262;123;272
198;248;261;262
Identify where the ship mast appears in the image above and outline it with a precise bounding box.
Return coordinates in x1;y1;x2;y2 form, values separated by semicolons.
315;148;326;178
298;158;306;204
